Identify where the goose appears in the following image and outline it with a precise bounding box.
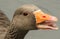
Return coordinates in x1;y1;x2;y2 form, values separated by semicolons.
0;10;10;39
5;4;58;39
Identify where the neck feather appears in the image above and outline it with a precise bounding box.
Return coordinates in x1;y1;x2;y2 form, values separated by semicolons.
5;24;29;39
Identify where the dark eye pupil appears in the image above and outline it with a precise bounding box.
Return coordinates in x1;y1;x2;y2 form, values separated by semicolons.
23;13;28;16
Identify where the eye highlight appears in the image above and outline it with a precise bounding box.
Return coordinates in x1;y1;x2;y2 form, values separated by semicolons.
23;13;28;16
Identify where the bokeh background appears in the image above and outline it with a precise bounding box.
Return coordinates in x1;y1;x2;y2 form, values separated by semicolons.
0;0;60;39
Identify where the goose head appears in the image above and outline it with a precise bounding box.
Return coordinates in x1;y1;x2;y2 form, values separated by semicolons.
5;4;59;39
13;4;58;30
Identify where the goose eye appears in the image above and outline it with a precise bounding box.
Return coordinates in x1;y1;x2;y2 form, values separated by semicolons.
23;13;28;16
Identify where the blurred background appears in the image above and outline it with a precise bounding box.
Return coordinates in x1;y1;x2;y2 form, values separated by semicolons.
0;0;60;39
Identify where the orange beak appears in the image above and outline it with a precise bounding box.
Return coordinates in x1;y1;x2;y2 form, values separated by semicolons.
33;10;58;30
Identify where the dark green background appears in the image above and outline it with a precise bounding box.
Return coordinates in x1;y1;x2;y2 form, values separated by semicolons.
0;0;60;39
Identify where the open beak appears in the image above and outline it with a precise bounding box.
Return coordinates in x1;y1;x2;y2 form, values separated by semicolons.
33;10;58;30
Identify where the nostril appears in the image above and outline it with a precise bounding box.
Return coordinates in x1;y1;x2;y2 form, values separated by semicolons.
42;16;46;18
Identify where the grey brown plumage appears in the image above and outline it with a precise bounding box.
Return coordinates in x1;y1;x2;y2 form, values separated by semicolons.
5;4;39;39
0;10;10;39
